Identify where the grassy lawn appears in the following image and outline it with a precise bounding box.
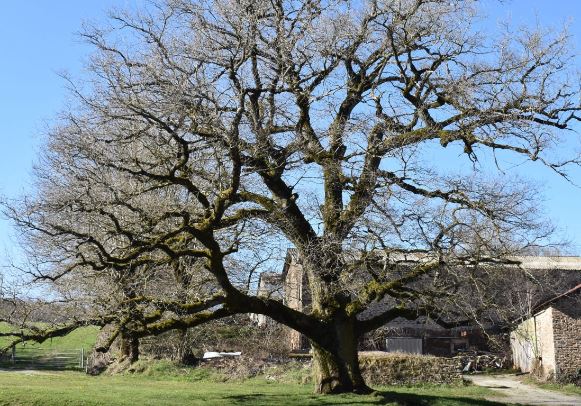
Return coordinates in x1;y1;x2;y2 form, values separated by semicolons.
0;322;99;351
0;370;510;406
0;323;99;370
0;329;513;405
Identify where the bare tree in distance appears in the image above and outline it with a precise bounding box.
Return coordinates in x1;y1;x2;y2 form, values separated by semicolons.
2;0;580;394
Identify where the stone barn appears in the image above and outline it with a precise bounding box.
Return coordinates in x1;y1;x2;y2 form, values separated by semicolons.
256;250;581;357
511;284;581;382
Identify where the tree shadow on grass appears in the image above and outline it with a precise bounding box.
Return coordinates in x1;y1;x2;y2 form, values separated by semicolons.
223;391;510;405
373;391;510;405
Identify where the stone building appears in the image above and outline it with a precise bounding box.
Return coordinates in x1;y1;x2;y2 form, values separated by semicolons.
250;272;284;326
511;284;581;382
256;250;581;357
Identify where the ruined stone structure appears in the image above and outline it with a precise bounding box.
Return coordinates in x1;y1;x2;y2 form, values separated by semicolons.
250;272;284;326
511;284;581;382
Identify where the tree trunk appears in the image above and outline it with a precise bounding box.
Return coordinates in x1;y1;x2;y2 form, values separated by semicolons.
301;253;372;394
311;315;372;394
175;328;196;365
120;333;140;363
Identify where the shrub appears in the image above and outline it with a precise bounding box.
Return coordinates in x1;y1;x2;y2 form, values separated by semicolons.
139;315;289;363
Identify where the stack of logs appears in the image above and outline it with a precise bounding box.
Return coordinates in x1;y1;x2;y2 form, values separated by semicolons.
454;351;508;372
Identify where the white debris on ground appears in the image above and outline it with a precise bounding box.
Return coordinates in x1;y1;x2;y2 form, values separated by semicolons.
202;351;242;359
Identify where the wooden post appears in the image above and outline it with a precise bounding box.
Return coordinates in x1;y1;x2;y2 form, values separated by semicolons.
11;345;15;366
80;348;85;369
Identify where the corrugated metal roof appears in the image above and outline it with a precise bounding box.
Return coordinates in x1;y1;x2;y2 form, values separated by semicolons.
532;283;581;315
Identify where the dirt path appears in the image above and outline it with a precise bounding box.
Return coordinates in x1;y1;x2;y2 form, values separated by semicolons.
466;374;581;405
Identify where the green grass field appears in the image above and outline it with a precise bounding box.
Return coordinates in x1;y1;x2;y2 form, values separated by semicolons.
0;326;510;405
0;322;99;351
0;370;510;406
0;323;99;370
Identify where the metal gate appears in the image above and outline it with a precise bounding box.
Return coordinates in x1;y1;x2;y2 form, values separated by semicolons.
0;347;86;370
385;337;423;354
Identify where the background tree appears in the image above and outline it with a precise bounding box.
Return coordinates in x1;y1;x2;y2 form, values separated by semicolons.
3;0;580;394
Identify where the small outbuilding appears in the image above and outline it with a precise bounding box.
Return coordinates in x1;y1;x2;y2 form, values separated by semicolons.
511;284;581;382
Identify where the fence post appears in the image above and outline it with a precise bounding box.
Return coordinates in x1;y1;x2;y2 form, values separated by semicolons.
11;345;15;366
80;348;84;369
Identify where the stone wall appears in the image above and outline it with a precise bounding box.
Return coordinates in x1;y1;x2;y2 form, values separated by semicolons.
511;293;581;383
284;261;306;351
552;297;581;383
359;352;462;385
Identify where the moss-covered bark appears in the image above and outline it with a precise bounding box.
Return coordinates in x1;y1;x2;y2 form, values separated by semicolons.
312;345;371;394
310;314;371;394
119;333;139;363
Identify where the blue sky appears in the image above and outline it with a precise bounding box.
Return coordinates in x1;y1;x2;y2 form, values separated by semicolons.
0;0;580;265
0;1;141;264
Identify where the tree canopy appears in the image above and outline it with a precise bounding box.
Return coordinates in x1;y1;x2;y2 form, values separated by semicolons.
2;0;580;394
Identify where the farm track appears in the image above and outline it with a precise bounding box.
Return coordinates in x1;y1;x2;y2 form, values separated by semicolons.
466;374;581;405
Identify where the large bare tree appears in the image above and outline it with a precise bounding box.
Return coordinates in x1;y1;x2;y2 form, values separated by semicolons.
3;0;580;394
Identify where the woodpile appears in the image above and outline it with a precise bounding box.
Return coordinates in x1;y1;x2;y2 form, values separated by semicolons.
455;351;508;372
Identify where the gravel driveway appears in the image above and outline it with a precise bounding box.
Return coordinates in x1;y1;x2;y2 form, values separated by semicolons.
465;374;581;406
